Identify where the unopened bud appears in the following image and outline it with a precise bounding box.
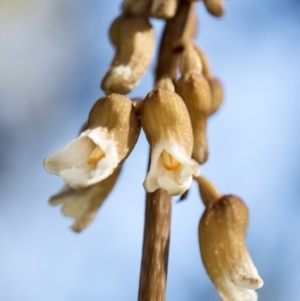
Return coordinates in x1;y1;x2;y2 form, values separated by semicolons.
155;76;175;91
208;77;224;115
151;0;179;19
176;73;211;164
132;98;143;116
176;40;202;75
122;0;151;16
193;44;211;79
191;44;224;115
204;0;225;18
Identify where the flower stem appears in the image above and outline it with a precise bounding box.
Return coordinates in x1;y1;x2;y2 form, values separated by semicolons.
137;189;172;301
137;3;196;301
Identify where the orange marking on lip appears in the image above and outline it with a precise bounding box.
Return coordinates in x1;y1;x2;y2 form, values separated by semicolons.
161;150;181;170
88;146;105;164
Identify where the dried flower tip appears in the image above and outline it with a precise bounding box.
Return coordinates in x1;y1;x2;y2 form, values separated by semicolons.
49;168;121;232
140;88;199;195
88;145;105;164
194;176;221;207
155;76;175;91
132;98;143;116
44;94;140;189
199;194;263;301
101;15;154;94
204;0;225;17
193;44;211;78
209;77;224;115
175;40;202;75
175;73;211;164
122;0;151;17
151;0;179;19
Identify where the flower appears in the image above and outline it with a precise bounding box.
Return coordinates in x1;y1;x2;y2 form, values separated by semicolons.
175;42;212;164
101;15;154;95
193;43;224;115
44;94;140;189
49;168;121;233
195;176;264;301
140;88;199;195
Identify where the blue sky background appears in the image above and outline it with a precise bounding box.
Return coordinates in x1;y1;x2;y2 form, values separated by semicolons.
1;0;300;300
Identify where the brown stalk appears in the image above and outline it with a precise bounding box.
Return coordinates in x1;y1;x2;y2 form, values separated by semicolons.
137;189;171;301
137;2;196;301
155;1;196;81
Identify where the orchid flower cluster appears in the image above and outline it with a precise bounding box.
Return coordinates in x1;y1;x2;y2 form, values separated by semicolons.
44;0;263;300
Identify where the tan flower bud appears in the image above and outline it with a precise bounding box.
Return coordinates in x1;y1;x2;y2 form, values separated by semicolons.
209;77;224;115
174;40;202;75
204;0;225;18
122;0;151;17
151;0;179;19
44;94;140;189
49;168;121;233
132;98;144;116
101;15;154;95
193;43;211;79
140;88;199;195
196;176;264;301
175;72;211;164
192;44;224;115
155;76;175;91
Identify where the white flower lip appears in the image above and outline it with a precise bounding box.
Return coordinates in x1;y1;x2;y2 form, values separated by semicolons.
144;142;199;195
216;258;264;301
44;128;118;189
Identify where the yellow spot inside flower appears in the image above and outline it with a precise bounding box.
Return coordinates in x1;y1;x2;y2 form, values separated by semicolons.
88;146;105;164
161;150;181;170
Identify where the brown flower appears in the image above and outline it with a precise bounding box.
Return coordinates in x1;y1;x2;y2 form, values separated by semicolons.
44;94;140;188
140;88;199;195
196;176;264;301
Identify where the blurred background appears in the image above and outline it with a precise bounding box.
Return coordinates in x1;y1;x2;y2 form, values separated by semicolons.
1;0;300;300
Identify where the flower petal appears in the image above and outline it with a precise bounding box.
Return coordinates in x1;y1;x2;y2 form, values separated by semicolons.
144;142;199;195
49;168;121;232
